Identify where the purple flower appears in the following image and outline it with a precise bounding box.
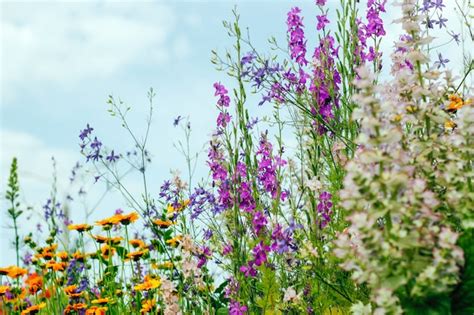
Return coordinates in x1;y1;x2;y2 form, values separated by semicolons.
22;252;33;265
241;52;255;65
214;82;231;107
315;0;326;5
204;229;213;240
240;262;257;277
223;243;233;256
432;0;445;10
252;211;267;235
287;7;307;66
239;182;255;212
173;115;183;126
316;14;330;30
434;53;449;68
317;191;333;228
252;241;270;266
229;300;248;315
436;15;448;28
79;124;93;141
217;112;231;128
449;31;460;44
106;150;120;163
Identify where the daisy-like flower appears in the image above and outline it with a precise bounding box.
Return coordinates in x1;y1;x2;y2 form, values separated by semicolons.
129;239;146;248
85;306;108;315
67;223;93;232
140;299;156;314
72;251;86;262
25;273;43;294
95;214;123;228
119;212;139;225
101;244;116;259
56;251;69;261
153;219;175;229
20;302;46;315
126;249;149;261
45;261;67;272
446;94;465;112
91;298;111;305
0;266;28;278
92;235;123;244
166;235;183;247
134;275;161;291
0;285;10;296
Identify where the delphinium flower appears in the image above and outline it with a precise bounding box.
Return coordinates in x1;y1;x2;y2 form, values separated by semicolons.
256;134;286;199
270;224;295;254
316;191;333;228
229;300;248;315
189;186;222;219
252;211;267;235
309;35;341;133
355;0;387;64
287;7;308;66
316;14;330;31
213;82;232;130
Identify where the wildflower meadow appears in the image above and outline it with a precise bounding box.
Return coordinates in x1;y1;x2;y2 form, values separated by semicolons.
1;0;473;314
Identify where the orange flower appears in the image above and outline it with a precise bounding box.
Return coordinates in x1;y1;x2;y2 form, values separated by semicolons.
92;235;122;245
86;306;108;315
101;245;116;259
446;94;466;112
45;261;66;272
96;214;123;228
72;303;88;310
153;219;175;229
0;285;10;296
64;285;84;298
166;235;183;247
134;275;161;291
72;251;86;261
444;120;456;130
166;199;190;217
119;212;139;225
129;239;146;248
68;223;93;232
25;273;43;294
126;249;148;261
0;266;27;278
38;244;58;260
56;251;69;261
20;302;46;315
140;299;156;314
91;298;110;305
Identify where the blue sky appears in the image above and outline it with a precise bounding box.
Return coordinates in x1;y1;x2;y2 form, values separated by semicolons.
0;0;467;265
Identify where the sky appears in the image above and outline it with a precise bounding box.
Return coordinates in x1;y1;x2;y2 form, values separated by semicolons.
0;0;469;265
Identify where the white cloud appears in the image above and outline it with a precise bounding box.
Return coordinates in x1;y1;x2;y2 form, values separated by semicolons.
1;1;176;101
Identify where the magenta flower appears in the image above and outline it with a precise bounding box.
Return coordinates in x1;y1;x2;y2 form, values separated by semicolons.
229;300;248;315
253;241;271;266
315;0;326;5
316;14;330;30
222;243;233;256
252;211;268;235
217;112;231;128
287;7;307;66
317;191;333;228
239;182;255;212
213;82;230;107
